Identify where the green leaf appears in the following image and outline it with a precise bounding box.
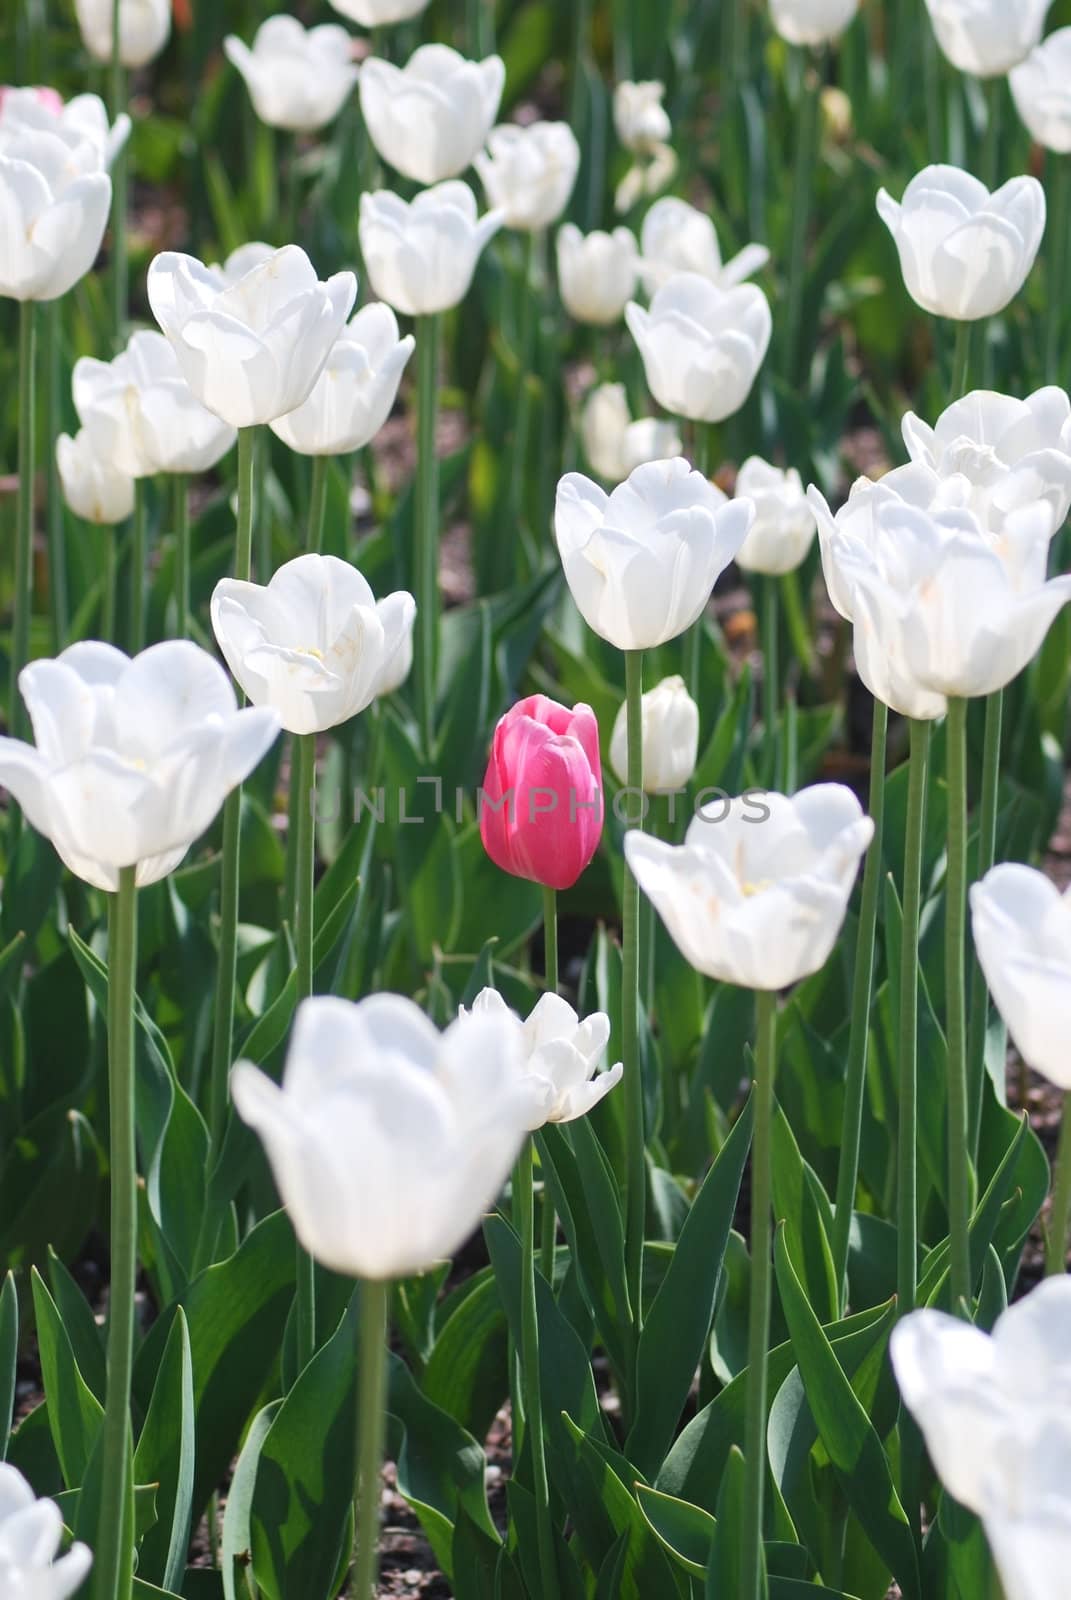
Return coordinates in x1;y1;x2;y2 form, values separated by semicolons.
705;1445;755;1599
30;1268;103;1490
46;1248;107;1404
222;1403;281;1600
57;1482;159;1545
771;1102;839;1327
134;1310;196;1593
422;1270;507;1443
561;1413;686;1600
0;1271;17;1458
635;1485;716;1577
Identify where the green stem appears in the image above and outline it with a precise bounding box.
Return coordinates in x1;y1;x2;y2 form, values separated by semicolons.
981;75;1002;190
95;864;138;1600
508;233;538;548
950;319;971;399
897;718;931;1318
11;299;36;739
1045;158;1070;384
831;696;888;1311
208;427;256;1152
623;650;646;1361
515;1138;558;1597
784;49;822;384
1046;1095;1071;1276
415;314;441;758
130;479;147;654
103;524;117;643
308;455;329;554
542;886;558;995
173;474;189;639
742;988;777;1600
945;698;971;1315
352;1278;389;1600
46;302;67;651
293;731;317;1373
967;688;1003;1155
110;27;127;351
762;577;780;787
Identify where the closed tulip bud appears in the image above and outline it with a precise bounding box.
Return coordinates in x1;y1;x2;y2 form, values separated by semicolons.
360;183;503;316
555;458;754;650
580;383;681;483
614;81;671;153
610;674;699;793
877;166;1046;321
0;127;110;301
769;0;860;46
970;864;1071;1091
479;695;603;892
147;246;356;428
556;224;638;325
73;331;236;478
626;273;772;424
359;44;504;185
626;785;874;990
56;430;135;525
0;87;129;168
734;457;817;574
474;122;580;232
464;989;623;1125
74;0;171;68
923;0;1051;78
232;994;537;1279
224;17;358;134
326;0;430;23
0;1465;92;1600
638;196;770;294
902;387;1071;534
1011;30;1071;153
0;640;279;890
211;554;415;736
269;305;414;456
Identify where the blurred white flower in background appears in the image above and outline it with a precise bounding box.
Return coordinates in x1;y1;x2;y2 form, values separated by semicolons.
580;383;681;483
0;87;129;167
0;1465;92;1600
270;304;414;456
970;864;1071;1091
1010;28;1071;153
638;197;770;294
626;273;772;423
224;16;359;133
74;0;171;68
734;457;817;574
0;125;111;300
56;430;136;525
609;674;700;793
475;122;580;231
359;182;504;315
359;44;505;185
922;0;1051;77
557;225;639;324
768;0;860;46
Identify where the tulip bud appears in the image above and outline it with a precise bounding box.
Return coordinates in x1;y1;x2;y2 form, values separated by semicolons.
1011;29;1071;156
56;430;135;525
224;17;358;133
270;305;414;456
613;81;671;154
0;87;130;169
734;457;817;575
877;166;1046;322
326;0;430;22
626;273;772;424
479;695;603;891
359;44;504;185
969;864;1071;1092
556;224;638;325
360;183;504;316
638;197;769;294
0;127;111;301
580;383;681;483
610;675;699;793
73;0;171;68
769;0;860;46
820;86;853;145
475;122;580;232
0;1464;93;1599
923;0;1050;77
464;988;623;1126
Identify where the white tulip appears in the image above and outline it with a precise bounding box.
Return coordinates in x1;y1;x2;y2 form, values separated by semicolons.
359;182;503;316
981;1418;1071;1600
0;640;279;891
769;0;860;46
0;88;129;168
615;143;678;215
231;993;537;1279
580;383;681;483
74;0;171;67
1011;29;1071;154
970;864;1071;1091
56;430;135;525
326;0;430;23
626;272;772;423
73;330;236;478
269;304;414;456
638;197;770;294
808;462;956;621
474;122;580;232
734;457;817;575
613;81;671;153
923;0;1051;78
208;241;276;288
609;674;700;792
0;126;111;301
0;1464;92;1600
224;16;358;133
902;387;1071;535
375;619;412;697
625;785;873;991
146;245;356;428
359;44;505;185
211;554;415;736
464;988;623;1126
554;457;754;650
556;224;639;325
876;165;1046;322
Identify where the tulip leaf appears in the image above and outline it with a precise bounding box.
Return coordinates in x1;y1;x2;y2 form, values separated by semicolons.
770;1101;839;1327
222;1401;281;1600
30;1267;104;1490
635;1485;716;1577
506;1478;587;1600
0;1103;102;1271
451;1507;528;1600
627;1091;754;1479
704;1445;754;1600
422;1269;508;1443
134;1309;196;1593
46;1246;107;1405
0;1271;18;1459
57;1482;159;1544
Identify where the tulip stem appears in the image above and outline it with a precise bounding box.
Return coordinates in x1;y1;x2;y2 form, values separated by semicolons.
415;314;441;758
1046;1096;1071;1276
96;864;138;1600
515;1136;558;1598
174;474;189;639
1045;157;1070;384
742;987;776;1600
831;695;888;1312
784;49;822;385
623;649;646;1364
505;232;538;587
762;577;780;788
103;525;117;643
967;688;1004;1156
308;455;329;555
950;319;970;399
130;479;147;654
45;303;68;652
897;717;931;1319
352;1277;388;1600
542;886;559;995
11;298;36;743
292;731;318;1374
208;427;256;1154
110;5;128;350
945;697;972;1315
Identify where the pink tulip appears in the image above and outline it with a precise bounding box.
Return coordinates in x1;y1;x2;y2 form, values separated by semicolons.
480;695;603;891
0;85;63;114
